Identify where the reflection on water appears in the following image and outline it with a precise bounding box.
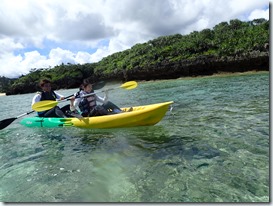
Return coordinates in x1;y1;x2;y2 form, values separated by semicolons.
0;72;269;202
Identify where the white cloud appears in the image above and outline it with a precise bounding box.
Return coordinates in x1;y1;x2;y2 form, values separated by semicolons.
21;51;47;69
0;38;24;54
248;8;269;20
0;47;95;78
75;52;93;64
48;48;76;64
0;53;25;78
0;0;269;78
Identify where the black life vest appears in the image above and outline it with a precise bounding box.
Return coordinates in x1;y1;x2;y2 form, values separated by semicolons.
40;91;57;101
37;91;58;116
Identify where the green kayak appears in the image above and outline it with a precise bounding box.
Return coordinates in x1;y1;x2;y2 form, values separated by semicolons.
20;117;73;128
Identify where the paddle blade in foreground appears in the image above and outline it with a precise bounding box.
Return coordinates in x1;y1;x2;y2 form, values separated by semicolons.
0;118;17;130
32;100;58;112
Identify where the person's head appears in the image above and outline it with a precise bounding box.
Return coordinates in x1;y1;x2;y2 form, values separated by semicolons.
82;79;93;93
39;79;52;92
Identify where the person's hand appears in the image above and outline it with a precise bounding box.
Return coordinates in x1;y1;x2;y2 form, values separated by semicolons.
69;96;76;111
70;96;75;102
60;97;65;100
104;91;109;102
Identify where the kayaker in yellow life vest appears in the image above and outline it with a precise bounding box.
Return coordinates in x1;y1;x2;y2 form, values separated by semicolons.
71;80;123;117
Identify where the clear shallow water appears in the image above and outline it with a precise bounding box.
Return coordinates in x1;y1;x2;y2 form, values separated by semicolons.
0;72;269;202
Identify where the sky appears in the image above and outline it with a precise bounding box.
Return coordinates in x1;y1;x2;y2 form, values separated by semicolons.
0;0;270;78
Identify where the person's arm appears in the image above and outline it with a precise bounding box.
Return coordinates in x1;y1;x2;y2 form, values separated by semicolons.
96;91;108;103
32;93;41;106
72;97;81;112
69;96;76;111
54;91;65;100
96;95;105;103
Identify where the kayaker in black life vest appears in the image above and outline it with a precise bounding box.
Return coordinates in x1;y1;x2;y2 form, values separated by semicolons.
32;79;69;118
71;79;123;117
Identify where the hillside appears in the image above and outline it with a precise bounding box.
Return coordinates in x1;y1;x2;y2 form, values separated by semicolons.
2;18;269;95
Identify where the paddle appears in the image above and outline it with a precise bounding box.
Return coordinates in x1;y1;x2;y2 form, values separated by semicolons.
0;111;35;130
32;81;138;112
0;81;106;130
61;81;106;99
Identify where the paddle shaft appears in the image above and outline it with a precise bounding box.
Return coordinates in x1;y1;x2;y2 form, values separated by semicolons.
0;111;35;130
56;81;106;100
17;111;36;118
58;87;124;103
32;81;137;112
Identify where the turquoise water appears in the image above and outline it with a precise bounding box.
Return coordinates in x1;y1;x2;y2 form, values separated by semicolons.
0;72;269;202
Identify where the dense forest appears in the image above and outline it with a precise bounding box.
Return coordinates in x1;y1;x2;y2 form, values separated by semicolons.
0;18;269;95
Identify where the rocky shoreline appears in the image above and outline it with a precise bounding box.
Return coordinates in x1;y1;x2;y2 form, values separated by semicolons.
122;51;269;81
3;51;269;96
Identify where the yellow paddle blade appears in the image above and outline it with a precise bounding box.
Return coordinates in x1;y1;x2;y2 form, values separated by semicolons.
120;81;138;90
32;100;58;112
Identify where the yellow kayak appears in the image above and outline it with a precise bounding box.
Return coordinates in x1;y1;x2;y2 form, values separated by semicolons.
71;101;173;129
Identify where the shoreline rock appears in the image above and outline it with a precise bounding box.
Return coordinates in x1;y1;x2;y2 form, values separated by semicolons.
4;51;269;95
122;52;269;81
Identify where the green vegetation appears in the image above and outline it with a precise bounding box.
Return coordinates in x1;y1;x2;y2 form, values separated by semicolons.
1;18;269;95
0;76;14;93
